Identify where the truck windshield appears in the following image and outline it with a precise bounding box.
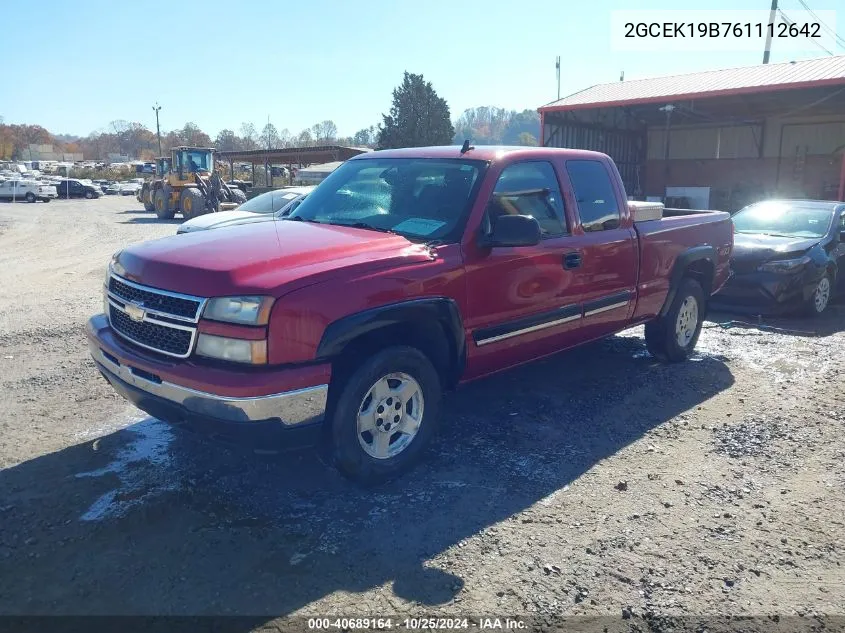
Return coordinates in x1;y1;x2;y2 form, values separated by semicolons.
288;158;486;242
732;202;833;238
181;151;211;173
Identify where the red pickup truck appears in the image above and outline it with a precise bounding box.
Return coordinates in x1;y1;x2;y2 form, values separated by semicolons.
87;146;732;483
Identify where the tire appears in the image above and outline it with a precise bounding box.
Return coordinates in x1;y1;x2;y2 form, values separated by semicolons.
154;189;174;219
230;188;247;205
180;187;205;220
142;185;155;212
41;198;51;203
645;277;705;362
804;273;832;316
25;192;36;203
329;345;442;485
84;191;94;199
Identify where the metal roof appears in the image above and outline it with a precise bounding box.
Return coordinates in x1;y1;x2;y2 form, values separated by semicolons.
540;55;845;112
217;145;368;164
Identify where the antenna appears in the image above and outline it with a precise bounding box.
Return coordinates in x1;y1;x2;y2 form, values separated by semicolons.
460;140;474;154
620;70;625;81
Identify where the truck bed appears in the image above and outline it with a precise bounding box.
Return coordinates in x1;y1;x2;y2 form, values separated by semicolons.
631;208;733;321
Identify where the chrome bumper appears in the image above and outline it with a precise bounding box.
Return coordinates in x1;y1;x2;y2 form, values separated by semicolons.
90;343;328;426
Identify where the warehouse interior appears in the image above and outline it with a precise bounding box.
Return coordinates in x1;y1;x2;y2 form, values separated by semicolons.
539;56;845;212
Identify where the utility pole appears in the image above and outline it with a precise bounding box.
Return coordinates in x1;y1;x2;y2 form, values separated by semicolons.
659;105;676;199
555;56;561;100
152;103;162;157
763;0;778;64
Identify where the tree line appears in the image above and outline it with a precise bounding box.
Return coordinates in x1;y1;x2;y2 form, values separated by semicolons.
0;72;539;162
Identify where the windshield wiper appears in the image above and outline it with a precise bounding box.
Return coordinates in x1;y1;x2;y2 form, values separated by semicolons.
328;221;397;235
285;215;322;223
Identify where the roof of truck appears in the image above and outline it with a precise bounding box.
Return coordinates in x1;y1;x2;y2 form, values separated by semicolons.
350;145;608;162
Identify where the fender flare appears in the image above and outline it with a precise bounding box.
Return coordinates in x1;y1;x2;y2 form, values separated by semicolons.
659;245;716;317
316;297;466;384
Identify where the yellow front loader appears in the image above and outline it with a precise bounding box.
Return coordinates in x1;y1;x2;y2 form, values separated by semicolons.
152;147;247;220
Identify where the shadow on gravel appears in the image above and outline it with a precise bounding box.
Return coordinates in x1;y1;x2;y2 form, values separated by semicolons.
117;209;155;215
120;217;182;225
0;333;733;620
707;301;845;338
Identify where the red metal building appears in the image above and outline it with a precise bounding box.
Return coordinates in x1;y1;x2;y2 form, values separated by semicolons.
539;56;845;211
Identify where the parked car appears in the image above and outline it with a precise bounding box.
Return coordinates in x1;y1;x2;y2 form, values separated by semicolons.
56;179;102;199
0;179;57;202
87;146;733;483
105;183;122;195
712;199;845;316
119;182;142;196
176;186;314;234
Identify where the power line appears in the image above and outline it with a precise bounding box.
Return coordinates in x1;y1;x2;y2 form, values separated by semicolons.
778;9;835;55
793;0;845;50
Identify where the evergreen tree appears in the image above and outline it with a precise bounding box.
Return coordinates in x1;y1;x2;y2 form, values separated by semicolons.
377;72;454;149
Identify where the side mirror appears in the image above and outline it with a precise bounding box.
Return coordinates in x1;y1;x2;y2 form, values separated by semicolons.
839;229;845;242
481;214;541;248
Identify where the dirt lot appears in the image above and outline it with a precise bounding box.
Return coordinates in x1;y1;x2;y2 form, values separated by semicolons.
0;196;844;630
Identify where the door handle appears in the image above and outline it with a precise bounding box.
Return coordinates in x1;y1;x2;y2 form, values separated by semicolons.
563;252;582;269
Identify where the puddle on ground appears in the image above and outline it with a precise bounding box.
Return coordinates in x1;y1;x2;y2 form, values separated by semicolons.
74;415;176;521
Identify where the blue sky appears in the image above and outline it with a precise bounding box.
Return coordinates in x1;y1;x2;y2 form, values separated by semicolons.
0;0;841;138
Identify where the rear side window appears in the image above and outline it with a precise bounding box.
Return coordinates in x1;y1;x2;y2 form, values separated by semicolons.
487;161;566;237
565;160;620;232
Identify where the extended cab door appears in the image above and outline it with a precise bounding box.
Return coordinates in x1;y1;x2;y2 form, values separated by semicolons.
554;157;638;340
462;160;587;379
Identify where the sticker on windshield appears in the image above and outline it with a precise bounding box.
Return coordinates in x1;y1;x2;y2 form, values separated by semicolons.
392;218;446;235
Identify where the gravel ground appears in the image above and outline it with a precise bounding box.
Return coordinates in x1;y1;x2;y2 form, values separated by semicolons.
0;196;843;630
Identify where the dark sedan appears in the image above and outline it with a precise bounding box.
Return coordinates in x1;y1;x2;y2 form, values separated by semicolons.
712;199;845;316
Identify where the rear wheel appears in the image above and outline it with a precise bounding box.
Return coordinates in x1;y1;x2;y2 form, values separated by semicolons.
645;278;705;362
180;187;205;220
154;189;174;219
25;192;36;203
329;345;442;485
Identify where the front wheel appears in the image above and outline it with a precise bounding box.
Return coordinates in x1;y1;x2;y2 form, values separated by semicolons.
230;188;247;205
645;277;705;362
84;191;94;199
805;273;832;316
180;187;205;220
329;346;442;485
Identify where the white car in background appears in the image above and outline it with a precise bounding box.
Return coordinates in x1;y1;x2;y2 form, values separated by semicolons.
119;182;142;196
176;186;314;234
0;179;57;202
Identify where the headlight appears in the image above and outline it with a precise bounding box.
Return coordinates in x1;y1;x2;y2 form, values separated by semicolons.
757;254;811;274
196;334;267;364
203;295;274;325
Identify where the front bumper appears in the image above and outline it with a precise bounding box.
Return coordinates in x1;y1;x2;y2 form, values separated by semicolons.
86;314;330;449
711;268;817;315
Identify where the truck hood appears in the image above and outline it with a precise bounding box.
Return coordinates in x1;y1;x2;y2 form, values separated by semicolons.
115;220;433;297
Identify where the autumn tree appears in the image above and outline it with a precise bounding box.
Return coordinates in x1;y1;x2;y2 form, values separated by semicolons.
240;122;258;150
377;72;454;149
311;120;338;144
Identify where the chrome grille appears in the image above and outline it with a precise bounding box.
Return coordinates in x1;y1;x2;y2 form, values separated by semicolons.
108;276;202;321
106;274;205;358
109;305;194;356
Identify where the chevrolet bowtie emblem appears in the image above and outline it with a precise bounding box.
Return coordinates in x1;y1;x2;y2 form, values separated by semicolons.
125;303;145;322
